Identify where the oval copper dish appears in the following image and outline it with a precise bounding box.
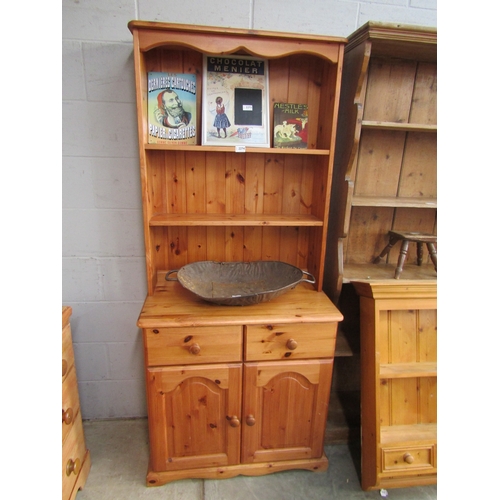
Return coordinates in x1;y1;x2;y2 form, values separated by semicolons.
165;261;315;306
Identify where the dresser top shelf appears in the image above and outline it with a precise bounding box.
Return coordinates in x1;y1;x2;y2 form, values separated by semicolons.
137;281;343;328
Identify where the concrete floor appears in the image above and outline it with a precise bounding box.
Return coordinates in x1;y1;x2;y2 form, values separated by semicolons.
76;418;437;500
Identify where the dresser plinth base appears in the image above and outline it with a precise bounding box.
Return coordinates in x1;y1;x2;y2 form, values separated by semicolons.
146;453;329;487
363;473;437;491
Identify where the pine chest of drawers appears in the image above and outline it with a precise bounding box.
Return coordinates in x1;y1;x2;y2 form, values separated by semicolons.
62;306;91;500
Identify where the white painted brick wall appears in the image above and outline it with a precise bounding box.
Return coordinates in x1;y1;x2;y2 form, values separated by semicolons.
62;0;437;420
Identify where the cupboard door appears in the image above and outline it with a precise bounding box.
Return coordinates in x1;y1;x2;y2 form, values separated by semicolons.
241;359;333;464
146;364;242;472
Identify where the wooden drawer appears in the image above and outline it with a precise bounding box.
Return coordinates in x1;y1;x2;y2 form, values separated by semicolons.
381;444;436;473
245;323;337;361
144;325;243;366
62;411;87;500
62;366;81;444
62;323;75;380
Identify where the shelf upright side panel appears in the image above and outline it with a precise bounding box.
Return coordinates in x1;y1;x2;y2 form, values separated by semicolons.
359;296;379;491
324;40;371;303
310;56;343;289
131;29;157;294
323;51;345;290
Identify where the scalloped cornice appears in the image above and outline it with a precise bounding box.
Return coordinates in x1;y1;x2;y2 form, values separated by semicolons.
128;21;347;64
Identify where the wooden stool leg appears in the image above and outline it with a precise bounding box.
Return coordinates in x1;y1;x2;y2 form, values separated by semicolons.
395;240;409;279
374;234;399;264
426;242;437;272
417;242;424;266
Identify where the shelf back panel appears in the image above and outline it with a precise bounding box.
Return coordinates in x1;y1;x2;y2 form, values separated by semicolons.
345;206;436;265
146;150;329;219
149;225;314;276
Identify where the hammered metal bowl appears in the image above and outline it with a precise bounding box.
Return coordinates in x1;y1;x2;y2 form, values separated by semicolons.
165;260;315;306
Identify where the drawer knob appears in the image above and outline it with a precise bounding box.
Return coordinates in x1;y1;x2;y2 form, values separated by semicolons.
246;415;256;426
189;343;201;355
66;458;81;476
286;339;298;350
62;359;68;377
403;452;414;464
62;407;74;425
228;416;240;427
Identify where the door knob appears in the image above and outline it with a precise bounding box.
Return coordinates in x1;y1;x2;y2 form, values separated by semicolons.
189;343;201;355
62;407;74;425
227;415;240;427
246;415;256;426
66;458;81;476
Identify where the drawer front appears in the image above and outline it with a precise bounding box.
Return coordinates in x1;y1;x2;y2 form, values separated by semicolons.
62;323;75;381
245;323;337;361
62;411;87;500
382;445;436;473
144;325;243;366
62;366;81;445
